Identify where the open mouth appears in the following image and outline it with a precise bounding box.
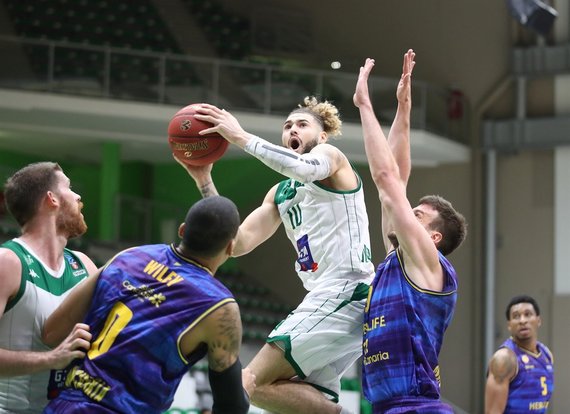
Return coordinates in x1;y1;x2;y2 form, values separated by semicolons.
289;137;301;150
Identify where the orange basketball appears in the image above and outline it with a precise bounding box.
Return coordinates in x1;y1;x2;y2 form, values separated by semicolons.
167;104;229;166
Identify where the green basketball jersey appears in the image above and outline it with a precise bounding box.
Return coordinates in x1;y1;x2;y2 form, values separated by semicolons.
0;238;89;413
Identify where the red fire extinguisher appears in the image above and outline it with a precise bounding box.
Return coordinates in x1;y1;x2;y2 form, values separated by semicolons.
447;89;464;119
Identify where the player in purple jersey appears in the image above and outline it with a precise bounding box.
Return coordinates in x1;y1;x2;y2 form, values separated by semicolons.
41;196;255;414
354;51;467;413
485;295;554;413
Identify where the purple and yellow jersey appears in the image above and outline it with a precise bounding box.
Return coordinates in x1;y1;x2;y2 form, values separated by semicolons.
362;249;457;409
502;337;554;413
53;244;235;414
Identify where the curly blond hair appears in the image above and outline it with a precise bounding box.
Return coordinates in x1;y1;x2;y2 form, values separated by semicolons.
290;96;342;137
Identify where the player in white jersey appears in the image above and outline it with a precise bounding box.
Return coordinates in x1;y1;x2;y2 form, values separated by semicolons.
275;177;372;291
0;162;98;413
180;97;374;414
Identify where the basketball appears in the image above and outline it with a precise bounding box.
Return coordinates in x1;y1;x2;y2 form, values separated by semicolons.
167;104;229;166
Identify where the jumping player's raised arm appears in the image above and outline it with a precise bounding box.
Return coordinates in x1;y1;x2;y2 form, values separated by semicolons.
381;50;415;252
387;50;415;188
192;104;353;185
354;56;443;291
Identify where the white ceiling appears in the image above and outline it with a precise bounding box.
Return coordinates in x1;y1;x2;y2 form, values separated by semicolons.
0;89;469;167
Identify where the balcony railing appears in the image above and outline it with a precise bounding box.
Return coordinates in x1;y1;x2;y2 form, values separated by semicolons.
0;35;469;143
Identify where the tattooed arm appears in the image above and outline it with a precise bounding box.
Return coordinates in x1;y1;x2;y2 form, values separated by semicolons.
180;301;254;413
174;156;219;198
206;302;242;372
485;348;518;414
207;302;254;414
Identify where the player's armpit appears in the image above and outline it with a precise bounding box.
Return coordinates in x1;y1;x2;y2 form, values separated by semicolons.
206;302;242;372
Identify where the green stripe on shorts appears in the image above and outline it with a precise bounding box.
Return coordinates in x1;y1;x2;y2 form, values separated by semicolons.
334;281;370;312
267;335;307;379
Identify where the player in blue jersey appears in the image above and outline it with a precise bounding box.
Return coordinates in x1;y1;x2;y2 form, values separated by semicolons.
0;162;98;414
354;51;467;413
485;295;554;413
41;196;255;414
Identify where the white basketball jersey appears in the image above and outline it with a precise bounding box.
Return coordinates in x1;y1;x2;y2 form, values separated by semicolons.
274;175;374;291
0;239;88;413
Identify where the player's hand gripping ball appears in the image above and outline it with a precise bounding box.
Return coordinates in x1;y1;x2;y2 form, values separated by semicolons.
168;104;229;166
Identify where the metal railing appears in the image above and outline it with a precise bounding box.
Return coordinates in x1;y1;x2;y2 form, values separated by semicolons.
0;35;469;143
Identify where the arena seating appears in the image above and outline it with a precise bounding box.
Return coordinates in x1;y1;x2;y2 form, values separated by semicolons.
217;269;294;342
4;0;180;52
4;0;181;100
181;0;251;60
